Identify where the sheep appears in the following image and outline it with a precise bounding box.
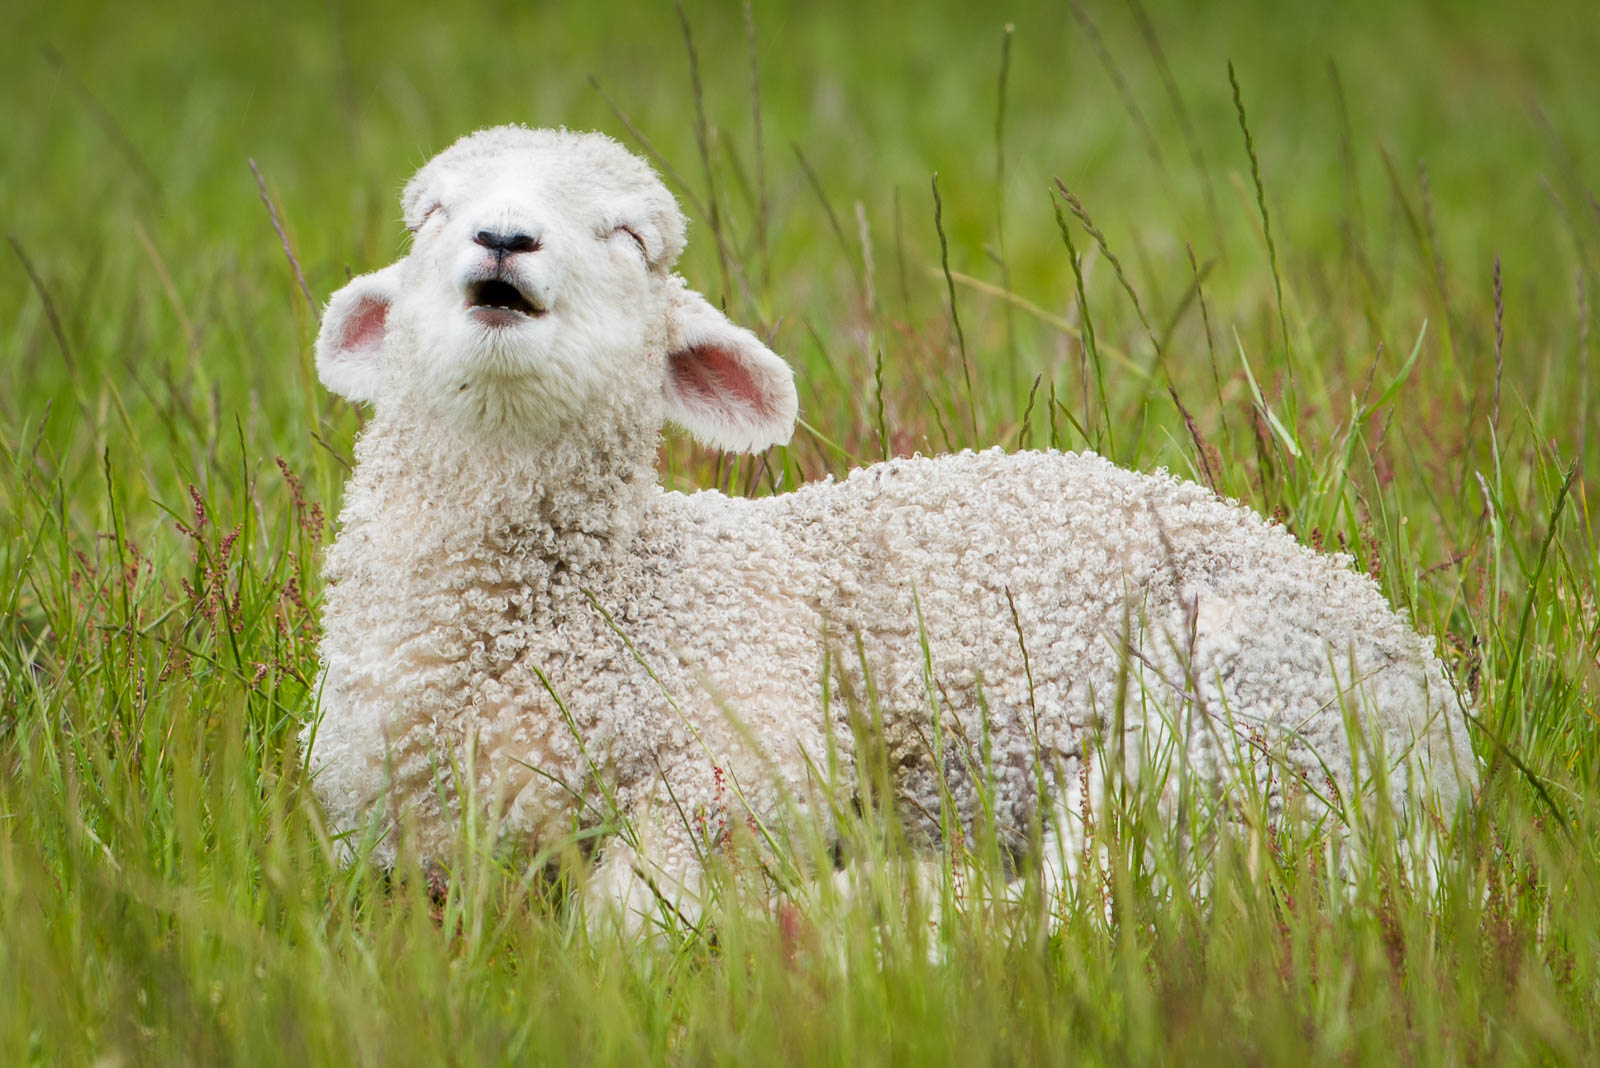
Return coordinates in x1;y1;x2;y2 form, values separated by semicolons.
305;124;1477;924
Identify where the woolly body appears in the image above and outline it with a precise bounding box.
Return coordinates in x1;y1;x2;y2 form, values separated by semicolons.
307;126;1476;915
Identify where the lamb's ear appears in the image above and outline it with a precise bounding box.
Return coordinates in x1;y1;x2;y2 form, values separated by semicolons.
315;263;404;404
662;288;798;452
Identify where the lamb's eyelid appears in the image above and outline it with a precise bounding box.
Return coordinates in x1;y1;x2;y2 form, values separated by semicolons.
407;202;446;233
605;222;649;257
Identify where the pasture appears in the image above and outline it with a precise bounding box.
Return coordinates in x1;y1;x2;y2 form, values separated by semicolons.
2;0;1597;1062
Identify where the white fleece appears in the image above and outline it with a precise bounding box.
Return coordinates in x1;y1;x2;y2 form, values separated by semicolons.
306;126;1477;920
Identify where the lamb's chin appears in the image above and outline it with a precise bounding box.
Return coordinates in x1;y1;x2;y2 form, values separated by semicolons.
425;372;586;444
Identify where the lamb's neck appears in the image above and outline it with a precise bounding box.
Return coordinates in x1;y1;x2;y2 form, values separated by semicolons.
334;403;662;585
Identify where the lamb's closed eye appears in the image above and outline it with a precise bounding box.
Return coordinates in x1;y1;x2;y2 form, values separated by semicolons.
610;224;648;257
305;124;1478;933
408;202;444;233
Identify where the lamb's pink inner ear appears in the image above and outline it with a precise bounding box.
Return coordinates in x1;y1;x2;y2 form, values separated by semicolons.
661;288;796;452
317;266;402;404
669;344;779;418
340;296;388;352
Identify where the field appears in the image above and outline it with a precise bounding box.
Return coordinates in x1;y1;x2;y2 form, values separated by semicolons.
3;0;1598;1062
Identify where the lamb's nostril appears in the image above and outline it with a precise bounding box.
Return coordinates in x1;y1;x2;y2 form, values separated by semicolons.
474;229;540;254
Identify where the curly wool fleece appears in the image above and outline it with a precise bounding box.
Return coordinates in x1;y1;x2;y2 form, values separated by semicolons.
307;126;1476;918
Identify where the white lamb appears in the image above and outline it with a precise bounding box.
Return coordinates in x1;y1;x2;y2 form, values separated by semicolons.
306;125;1477;923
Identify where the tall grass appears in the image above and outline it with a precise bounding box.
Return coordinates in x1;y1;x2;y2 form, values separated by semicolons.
3;0;1598;1062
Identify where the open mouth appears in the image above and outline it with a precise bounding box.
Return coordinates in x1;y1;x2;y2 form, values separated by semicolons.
466;279;543;322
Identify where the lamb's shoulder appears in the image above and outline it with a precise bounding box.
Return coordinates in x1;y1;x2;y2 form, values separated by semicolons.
634;488;829;695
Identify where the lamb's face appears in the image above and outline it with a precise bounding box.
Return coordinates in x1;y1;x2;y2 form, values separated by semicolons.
389;129;685;428
316;126;797;453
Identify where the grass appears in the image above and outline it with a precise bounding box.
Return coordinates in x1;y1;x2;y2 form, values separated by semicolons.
3;0;1598;1062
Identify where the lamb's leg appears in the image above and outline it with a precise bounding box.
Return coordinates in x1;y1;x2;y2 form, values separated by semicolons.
584;809;709;935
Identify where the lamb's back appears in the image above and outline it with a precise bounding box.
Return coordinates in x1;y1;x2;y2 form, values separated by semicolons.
766;448;1473;831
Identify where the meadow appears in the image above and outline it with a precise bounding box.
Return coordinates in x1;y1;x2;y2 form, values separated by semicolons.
2;0;1598;1062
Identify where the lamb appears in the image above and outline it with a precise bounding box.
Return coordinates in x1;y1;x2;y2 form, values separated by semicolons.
305;124;1477;924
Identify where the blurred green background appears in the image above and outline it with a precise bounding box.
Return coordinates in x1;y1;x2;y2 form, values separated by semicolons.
3;1;1599;1062
6;0;1597;490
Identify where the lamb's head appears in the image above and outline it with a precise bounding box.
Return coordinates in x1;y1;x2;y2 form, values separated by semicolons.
315;125;797;452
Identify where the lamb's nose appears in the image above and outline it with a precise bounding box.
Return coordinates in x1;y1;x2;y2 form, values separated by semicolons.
473;229;540;254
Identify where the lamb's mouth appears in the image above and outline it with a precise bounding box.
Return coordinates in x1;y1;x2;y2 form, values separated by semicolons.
466;279;544;324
